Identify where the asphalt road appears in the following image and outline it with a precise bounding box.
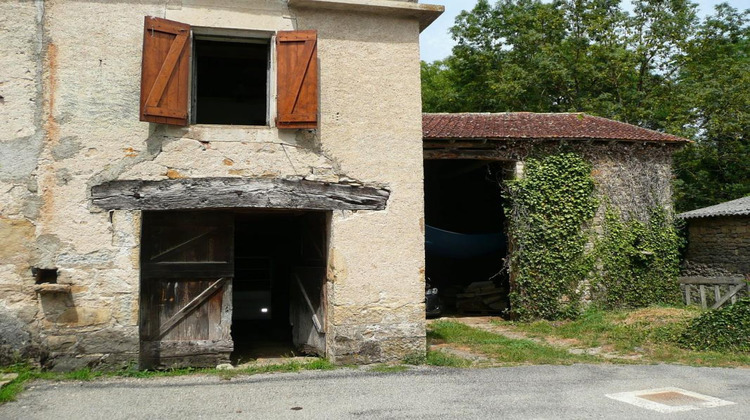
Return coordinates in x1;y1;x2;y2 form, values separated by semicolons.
1;364;748;419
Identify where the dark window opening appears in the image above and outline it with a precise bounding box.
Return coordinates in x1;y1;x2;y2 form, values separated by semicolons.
194;38;268;125
33;268;58;284
424;159;514;316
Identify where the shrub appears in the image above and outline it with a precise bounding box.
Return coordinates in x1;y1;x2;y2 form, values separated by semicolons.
678;297;750;353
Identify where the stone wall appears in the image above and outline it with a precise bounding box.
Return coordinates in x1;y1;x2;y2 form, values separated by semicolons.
0;0;427;369
0;0;47;367
684;216;750;276
428;140;677;222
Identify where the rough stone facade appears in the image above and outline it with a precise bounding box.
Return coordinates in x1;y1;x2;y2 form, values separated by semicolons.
684;216;750;276
423;139;680;305
1;0;436;369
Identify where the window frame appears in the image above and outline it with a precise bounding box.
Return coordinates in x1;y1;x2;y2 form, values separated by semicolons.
140;17;318;130
189;27;276;127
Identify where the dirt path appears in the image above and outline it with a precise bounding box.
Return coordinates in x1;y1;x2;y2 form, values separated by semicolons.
429;316;642;362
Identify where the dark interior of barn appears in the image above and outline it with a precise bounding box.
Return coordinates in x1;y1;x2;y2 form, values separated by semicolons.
423;159;513;316
194;38;269;125
231;211;327;364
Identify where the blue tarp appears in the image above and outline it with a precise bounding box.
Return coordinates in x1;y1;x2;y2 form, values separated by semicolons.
425;225;506;259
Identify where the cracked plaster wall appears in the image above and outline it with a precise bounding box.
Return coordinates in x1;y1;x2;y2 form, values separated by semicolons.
1;0;426;368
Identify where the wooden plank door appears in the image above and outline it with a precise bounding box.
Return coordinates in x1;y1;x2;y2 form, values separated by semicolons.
290;213;327;356
140;211;234;369
291;267;326;356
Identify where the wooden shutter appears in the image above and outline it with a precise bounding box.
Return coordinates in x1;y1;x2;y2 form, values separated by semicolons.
140;17;191;126
276;30;318;129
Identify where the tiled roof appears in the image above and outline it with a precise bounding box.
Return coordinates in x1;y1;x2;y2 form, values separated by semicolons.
423;113;689;143
678;196;750;219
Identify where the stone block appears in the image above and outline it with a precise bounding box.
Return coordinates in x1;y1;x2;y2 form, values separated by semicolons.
0;307;40;365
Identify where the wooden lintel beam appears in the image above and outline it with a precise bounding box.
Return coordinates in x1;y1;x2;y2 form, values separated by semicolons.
91;178;390;211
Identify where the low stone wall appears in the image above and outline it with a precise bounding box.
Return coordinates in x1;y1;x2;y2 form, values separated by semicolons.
684;216;750;276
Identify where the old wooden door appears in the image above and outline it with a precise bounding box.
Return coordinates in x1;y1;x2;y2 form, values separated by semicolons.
290;213;327;355
140;211;234;369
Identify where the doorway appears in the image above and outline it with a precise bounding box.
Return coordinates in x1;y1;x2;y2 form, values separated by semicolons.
231;211;328;364
139;210;328;369
423;159;514;316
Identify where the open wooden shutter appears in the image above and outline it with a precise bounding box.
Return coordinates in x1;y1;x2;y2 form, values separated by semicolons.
140;17;191;126
276;30;318;129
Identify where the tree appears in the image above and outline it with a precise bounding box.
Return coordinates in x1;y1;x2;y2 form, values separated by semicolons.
672;5;750;211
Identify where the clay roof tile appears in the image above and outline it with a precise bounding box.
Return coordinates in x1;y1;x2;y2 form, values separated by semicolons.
423;113;689;143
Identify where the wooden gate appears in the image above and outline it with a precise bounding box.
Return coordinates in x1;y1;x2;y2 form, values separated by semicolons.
140;212;234;369
680;276;749;309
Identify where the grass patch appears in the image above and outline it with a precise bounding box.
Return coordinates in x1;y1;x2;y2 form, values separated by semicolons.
491;305;750;367
370;365;409;373
428;321;598;366
425;350;472;367
0;358;335;405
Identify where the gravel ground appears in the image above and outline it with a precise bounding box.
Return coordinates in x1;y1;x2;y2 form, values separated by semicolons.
1;364;748;419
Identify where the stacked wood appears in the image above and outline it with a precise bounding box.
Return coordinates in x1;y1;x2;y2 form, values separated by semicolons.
456;281;508;314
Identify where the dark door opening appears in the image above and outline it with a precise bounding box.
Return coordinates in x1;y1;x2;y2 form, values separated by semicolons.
424;159;514;316
139;210;328;369
231;211;327;364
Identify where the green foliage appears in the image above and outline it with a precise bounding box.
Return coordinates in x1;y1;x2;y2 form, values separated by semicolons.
505;152;598;320
422;0;750;211
402;352;427;365
594;206;683;308
425;351;472;367
679;298;750;352
671;5;750;211
370;364;409;373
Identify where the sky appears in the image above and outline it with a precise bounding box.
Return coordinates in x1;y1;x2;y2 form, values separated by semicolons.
419;0;745;62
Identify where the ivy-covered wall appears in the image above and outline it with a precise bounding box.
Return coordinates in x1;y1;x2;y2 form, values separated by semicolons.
505;153;598;320
502;143;682;320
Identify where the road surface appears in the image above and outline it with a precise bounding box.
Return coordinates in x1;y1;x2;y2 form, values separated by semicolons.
1;364;748;419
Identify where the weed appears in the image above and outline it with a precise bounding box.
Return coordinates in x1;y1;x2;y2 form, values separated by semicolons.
425;351;471;367
370;365;409;373
402;352;427;365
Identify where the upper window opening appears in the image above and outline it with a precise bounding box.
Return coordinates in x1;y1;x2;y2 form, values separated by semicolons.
139;17;317;129
193;38;269;126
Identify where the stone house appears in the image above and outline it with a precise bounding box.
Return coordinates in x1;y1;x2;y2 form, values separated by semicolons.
0;2;690;371
679;196;750;278
1;0;443;370
421;113;688;311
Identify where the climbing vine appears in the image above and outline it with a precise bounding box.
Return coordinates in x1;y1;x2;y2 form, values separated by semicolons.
505;152;598;320
504;150;683;320
593;206;683;308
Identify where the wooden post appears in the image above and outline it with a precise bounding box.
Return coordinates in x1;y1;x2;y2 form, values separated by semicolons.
699;285;707;309
714;286;721;306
